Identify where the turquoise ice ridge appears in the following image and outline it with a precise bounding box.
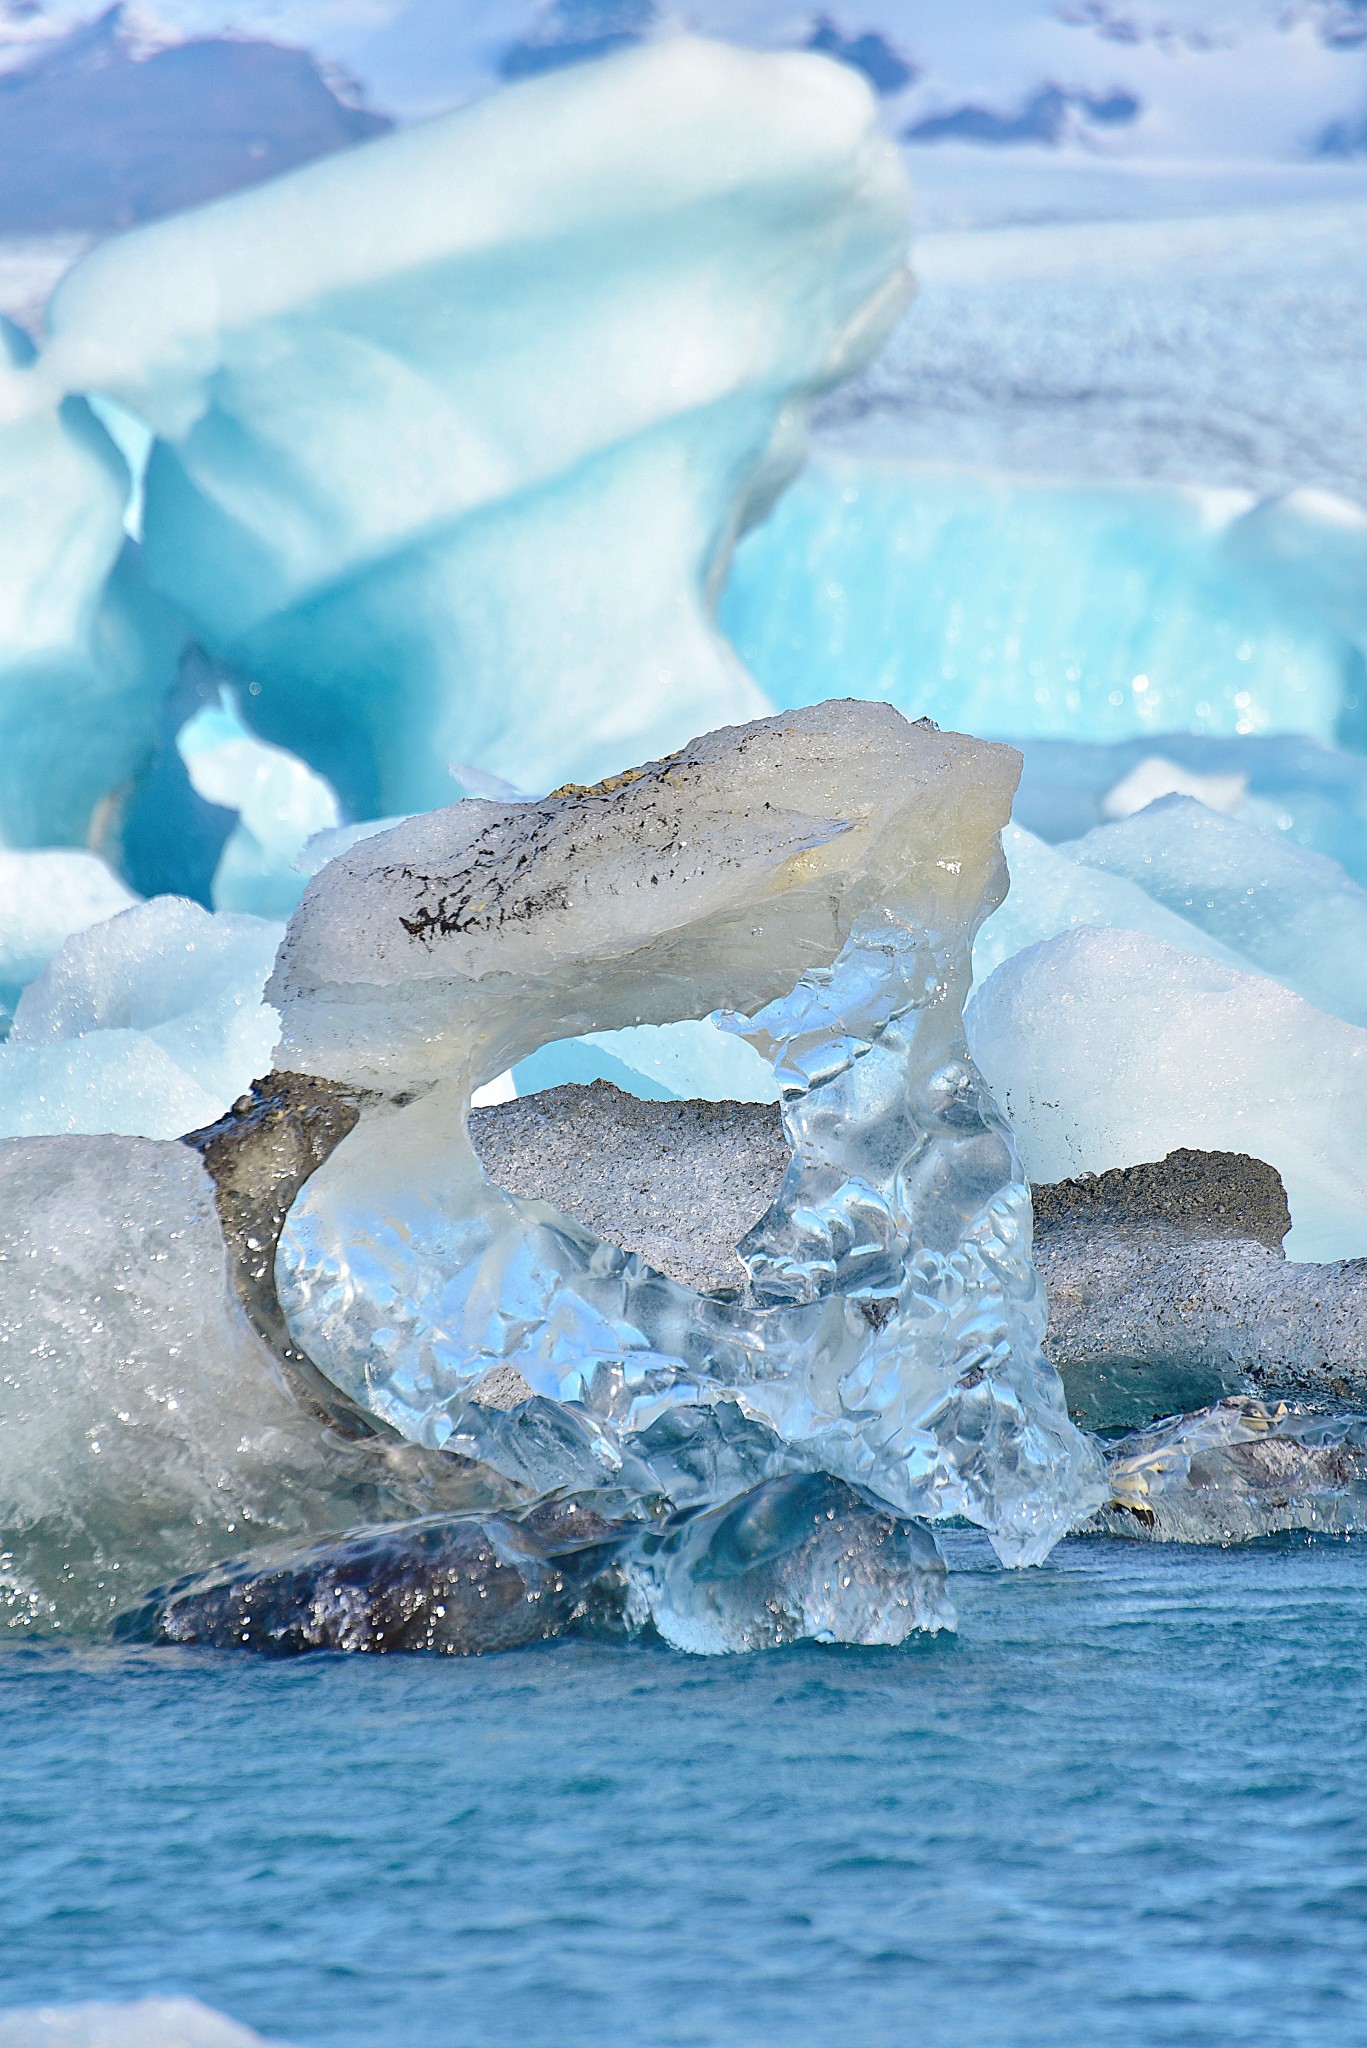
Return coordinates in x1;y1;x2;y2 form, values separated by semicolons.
270;701;1105;1565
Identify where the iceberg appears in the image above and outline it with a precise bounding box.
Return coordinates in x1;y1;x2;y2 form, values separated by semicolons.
0;896;281;1138
176;692;340;920
1014;731;1367;888
971;820;1244;987
719;461;1367;748
269;701;1105;1563
1089;1398;1367;1545
36;38;911;817
968;925;1367;1262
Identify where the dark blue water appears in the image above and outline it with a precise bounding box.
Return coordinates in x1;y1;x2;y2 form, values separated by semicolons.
3;1533;1366;2048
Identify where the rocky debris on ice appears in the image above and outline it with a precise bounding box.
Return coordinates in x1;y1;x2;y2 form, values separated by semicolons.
118;1497;631;1656
1082;1397;1367;1545
185;1069;372;1420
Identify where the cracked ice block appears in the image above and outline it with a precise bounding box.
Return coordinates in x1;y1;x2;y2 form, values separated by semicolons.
0;1135;499;1632
629;1472;952;1653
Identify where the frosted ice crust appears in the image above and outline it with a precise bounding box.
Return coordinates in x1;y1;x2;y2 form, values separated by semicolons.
269;699;1107;1567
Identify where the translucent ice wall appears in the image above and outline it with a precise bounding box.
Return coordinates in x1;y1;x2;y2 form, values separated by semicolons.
720;462;1367;747
37;40;912;820
269;701;1105;1563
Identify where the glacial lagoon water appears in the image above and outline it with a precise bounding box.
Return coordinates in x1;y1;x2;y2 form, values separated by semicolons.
4;1533;1366;2048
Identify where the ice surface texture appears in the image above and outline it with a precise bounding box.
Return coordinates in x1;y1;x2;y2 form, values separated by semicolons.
271;702;1105;1563
0;898;281;1138
0;847;136;1027
1089;1398;1367;1545
0;328;178;851
0;1134;507;1631
33;38;910;818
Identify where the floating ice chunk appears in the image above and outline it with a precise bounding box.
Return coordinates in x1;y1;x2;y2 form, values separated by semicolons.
0;1136;489;1632
719;460;1366;746
1065;796;1367;1030
11;896;281;1109
971;822;1243;987
1088;1398;1367;1545
272;702;1105;1563
177;692;340;919
0;1999;285;2048
42;39;910;814
0;847;138;1024
630;1472;952;1653
1100;756;1248;821
968;925;1367;1262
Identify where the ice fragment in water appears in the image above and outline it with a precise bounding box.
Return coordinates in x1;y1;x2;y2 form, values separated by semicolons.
629;1471;952;1654
1088;1398;1367;1545
0;2000;286;2048
271;701;1105;1564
